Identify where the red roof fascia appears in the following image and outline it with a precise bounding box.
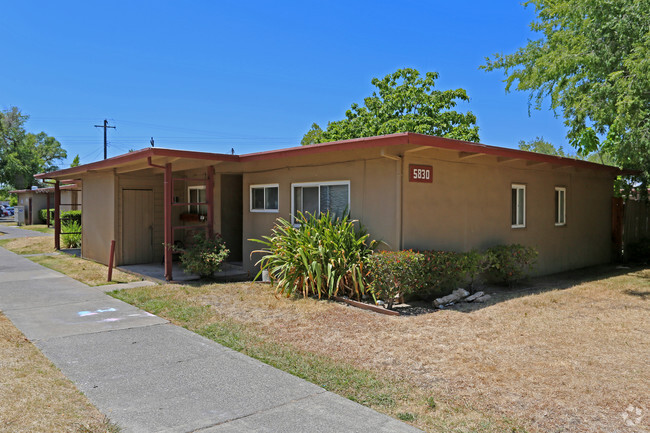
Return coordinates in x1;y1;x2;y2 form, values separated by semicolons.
9;184;78;194
406;133;624;174
34;148;239;179
240;134;409;162
34;132;628;179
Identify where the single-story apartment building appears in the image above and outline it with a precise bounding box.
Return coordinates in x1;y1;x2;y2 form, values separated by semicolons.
9;183;81;225
35;133;626;280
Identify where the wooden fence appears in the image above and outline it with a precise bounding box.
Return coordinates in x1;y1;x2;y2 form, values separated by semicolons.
622;198;650;258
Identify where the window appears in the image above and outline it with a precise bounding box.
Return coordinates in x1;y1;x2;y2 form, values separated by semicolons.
292;181;350;223
250;184;279;212
555;187;566;226
511;184;526;228
188;186;207;215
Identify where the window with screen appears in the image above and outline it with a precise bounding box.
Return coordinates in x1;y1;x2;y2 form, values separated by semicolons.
292;181;349;224
250;184;279;212
511;184;526;228
555;187;566;226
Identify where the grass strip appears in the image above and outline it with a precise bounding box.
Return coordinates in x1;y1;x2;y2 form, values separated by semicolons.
28;254;140;286
110;286;529;433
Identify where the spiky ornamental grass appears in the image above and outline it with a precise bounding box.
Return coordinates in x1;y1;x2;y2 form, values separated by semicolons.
250;212;378;300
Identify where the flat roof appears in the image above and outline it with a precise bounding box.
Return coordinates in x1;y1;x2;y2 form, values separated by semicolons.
35;132;628;180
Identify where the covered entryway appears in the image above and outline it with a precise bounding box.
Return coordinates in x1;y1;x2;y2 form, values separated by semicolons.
122;189;154;264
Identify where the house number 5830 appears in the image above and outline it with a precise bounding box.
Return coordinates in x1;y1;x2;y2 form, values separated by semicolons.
409;164;433;183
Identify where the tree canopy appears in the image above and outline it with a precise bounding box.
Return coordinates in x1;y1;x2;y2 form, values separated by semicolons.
301;68;480;145
482;0;650;186
0;107;66;190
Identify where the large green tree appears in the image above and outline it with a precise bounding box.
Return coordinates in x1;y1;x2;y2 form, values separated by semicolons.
0;107;66;190
302;68;480;145
482;0;650;187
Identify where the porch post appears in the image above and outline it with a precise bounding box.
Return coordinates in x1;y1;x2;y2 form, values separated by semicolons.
46;192;51;227
207;165;214;237
164;163;173;281
54;180;61;250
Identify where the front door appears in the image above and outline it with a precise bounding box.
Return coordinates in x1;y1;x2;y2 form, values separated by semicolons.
122;189;154;264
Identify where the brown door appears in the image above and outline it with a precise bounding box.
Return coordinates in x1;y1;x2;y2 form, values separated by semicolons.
122;189;154;264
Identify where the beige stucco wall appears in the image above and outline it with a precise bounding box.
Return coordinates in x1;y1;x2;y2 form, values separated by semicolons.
400;150;614;275
81;171;116;265
240;156;399;275
238;146;614;277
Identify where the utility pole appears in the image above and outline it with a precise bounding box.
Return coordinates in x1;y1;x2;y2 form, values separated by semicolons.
94;119;116;160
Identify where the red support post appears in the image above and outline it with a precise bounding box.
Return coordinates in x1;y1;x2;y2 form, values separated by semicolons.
164;163;173;281
206;165;214;238
46;192;51;227
107;240;116;282
54;181;61;250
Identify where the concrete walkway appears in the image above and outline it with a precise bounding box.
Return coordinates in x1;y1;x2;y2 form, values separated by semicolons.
0;247;420;433
0;224;52;239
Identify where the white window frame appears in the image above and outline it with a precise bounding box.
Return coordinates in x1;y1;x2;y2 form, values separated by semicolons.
250;184;279;213
187;185;207;215
511;184;526;228
290;180;350;225
555;187;566;226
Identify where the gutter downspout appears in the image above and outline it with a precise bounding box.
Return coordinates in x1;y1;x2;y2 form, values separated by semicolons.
381;150;404;250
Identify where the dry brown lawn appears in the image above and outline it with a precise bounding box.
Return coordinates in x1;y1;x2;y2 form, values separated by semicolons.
0;313;118;432
28;254;140;287
154;267;650;433
0;236;140;286
0;237;55;255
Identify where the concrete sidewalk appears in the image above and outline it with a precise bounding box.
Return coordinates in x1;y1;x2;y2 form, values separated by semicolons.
0;247;421;433
0;224;52;239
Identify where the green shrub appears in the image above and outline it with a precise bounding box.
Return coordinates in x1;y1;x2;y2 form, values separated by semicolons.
417;250;467;298
461;249;486;290
39;208;55;224
61;210;81;225
367;250;423;309
61;221;82;248
250;212;377;300
627;238;650;262
173;233;229;278
484;244;537;285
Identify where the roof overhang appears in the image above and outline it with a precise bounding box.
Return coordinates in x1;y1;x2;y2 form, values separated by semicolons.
35;133;630;181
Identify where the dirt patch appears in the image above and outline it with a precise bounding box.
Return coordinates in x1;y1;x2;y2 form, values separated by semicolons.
176;266;650;433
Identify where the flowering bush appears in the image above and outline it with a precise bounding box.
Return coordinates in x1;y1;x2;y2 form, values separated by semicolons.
418;250;467;298
366;250;423;309
173;232;229;278
484;244;537;285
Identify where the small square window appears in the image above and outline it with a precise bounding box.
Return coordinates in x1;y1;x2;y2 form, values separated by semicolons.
555;187;566;226
250;184;279;212
512;184;526;228
188;186;207;216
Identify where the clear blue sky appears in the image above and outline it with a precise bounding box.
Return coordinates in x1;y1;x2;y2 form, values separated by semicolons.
1;1;573;167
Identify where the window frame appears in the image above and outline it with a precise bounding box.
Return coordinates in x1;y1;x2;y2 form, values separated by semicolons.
187;185;207;216
555;186;566;226
290;180;350;225
511;183;526;228
249;183;280;213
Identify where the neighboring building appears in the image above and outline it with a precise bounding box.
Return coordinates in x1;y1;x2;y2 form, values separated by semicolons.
35;133;625;280
9;183;81;225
